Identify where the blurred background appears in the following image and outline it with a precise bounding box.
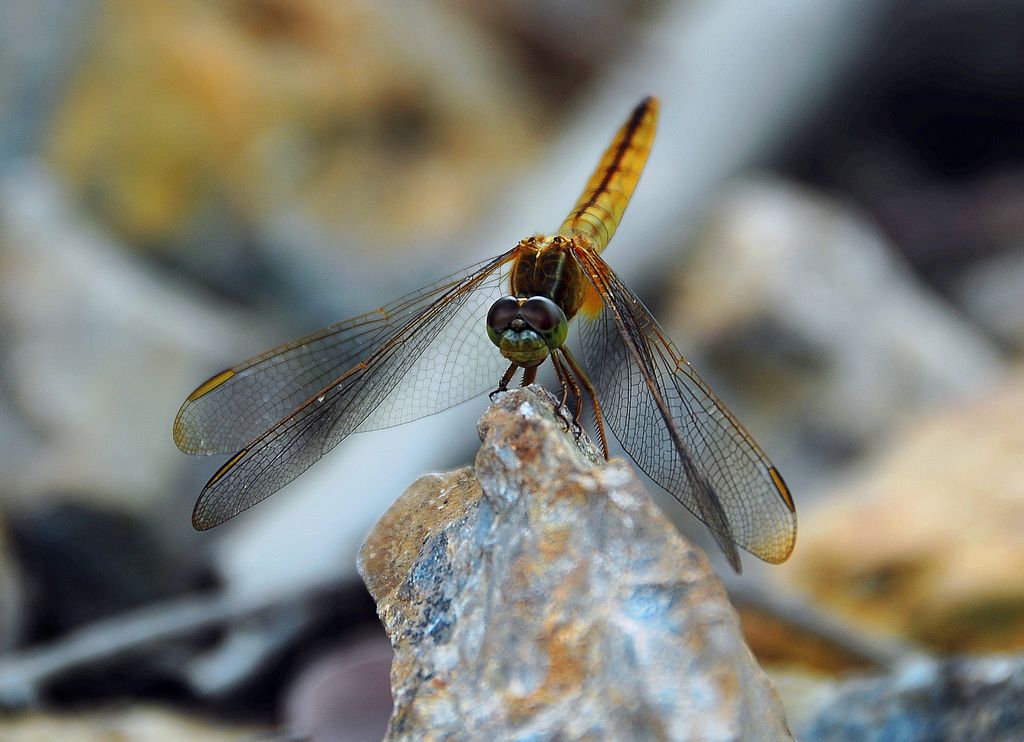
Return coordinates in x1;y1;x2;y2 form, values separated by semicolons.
1;0;1023;739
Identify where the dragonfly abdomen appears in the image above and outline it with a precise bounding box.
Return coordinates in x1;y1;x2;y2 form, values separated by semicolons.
557;96;659;253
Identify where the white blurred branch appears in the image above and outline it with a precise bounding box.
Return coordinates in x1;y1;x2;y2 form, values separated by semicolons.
0;578;348;708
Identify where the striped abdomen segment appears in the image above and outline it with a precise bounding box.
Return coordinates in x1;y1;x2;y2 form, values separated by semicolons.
558;96;659;253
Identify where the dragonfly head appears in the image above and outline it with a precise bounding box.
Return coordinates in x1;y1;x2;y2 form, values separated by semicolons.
486;295;568;367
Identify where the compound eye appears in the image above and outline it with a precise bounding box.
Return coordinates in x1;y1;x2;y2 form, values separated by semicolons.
486;296;520;333
520;296;568;348
520;296;561;332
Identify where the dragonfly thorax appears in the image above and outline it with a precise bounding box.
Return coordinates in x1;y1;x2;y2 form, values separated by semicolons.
486;295;568;367
509;235;588;320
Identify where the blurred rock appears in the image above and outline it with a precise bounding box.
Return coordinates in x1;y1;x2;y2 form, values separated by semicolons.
0;164;266;516
764;667;845;738
797;655;1024;742
359;386;792;742
0;704;258;741
0;0;92;163
44;0;540;293
955;247;1024;351
670;178;1005;487
779;370;1024;653
10;502;197;641
283;630;393;742
735;602;874;676
0;513;26;651
454;1;660;100
776;1;1024;286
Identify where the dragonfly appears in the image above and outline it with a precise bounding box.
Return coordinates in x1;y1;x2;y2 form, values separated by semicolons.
174;96;796;572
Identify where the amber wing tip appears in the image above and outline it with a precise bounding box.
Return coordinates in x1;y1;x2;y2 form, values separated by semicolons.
185;368;235;402
768;466;796;513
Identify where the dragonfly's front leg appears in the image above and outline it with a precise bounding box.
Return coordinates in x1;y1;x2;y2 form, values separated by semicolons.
551;353;571;411
551;351;584;439
490;363;520;401
561;346;610;460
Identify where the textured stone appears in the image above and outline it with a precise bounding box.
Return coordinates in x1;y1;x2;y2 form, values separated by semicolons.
359;386;792;741
668;179;1004;485
0;705;258;741
45;0;537;251
779;370;1024;653
798;656;1024;742
0;514;25;652
283;631;394;742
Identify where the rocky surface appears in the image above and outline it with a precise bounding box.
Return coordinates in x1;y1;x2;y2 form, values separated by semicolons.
0;515;25;652
778;370;1024;653
669;178;1005;487
44;0;538;265
0;164;261;515
359;386;792;742
797;655;1024;742
283;630;394;742
0;706;257;741
955;247;1024;351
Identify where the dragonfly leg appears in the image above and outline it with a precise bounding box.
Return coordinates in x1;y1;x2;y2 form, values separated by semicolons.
550;351;581;435
491;363;520;401
550;352;570;410
562;346;610;460
552;352;585;425
569;362;583;420
521;365;538;386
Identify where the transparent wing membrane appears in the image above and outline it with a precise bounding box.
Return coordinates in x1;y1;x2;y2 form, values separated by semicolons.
174;255;511;455
572;248;796;567
185;252;515;529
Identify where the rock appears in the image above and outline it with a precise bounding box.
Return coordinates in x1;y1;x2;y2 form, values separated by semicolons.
9;502;197;639
0;164;263;515
0;513;26;651
44;0;539;273
761;667;848;737
359;468;483;608
668;178;1005;487
779;370;1024;653
359;386;792;742
797;655;1024;742
283;630;394;742
0;704;259;741
954;247;1024;351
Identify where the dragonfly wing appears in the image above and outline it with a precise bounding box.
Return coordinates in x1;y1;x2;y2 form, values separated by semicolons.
190;251;515;529
353;260;512;432
174;255;511;455
571;249;796;569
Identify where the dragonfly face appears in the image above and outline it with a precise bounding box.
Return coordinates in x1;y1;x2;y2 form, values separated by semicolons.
485;294;567;368
485;233;586;367
174;96;797;573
